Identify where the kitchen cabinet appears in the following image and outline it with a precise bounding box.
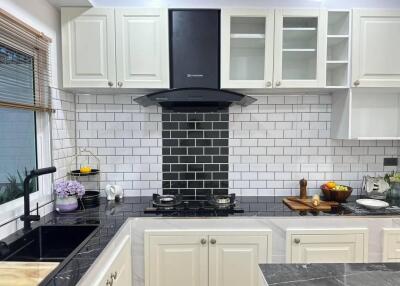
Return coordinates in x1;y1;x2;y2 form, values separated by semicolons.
274;9;327;88
61;8;169;89
352;10;400;87
331;88;400;140
96;235;132;286
286;228;368;263
383;228;400;262
115;9;169;88
145;230;271;286
221;9;274;89
61;8;116;88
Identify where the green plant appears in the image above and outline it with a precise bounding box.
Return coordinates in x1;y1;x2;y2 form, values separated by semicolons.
0;169;37;205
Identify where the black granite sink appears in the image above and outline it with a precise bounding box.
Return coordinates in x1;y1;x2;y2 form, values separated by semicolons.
0;225;98;262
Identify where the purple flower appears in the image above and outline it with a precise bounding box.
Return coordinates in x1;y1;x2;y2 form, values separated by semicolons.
54;180;85;198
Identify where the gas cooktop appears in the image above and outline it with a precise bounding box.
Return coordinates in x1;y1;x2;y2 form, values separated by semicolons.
144;193;244;216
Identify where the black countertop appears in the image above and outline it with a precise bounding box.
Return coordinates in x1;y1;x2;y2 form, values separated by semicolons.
1;196;400;286
259;263;400;286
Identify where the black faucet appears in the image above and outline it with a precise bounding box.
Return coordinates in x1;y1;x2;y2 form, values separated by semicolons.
20;167;56;231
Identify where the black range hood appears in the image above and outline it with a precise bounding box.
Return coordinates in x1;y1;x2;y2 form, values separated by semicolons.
134;9;256;111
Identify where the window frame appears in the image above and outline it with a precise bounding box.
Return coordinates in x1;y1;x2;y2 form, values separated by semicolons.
0;43;52;214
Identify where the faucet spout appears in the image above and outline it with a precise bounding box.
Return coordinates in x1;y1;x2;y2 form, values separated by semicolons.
20;167;56;231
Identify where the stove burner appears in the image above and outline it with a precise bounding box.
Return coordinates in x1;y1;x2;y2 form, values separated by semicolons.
145;194;243;216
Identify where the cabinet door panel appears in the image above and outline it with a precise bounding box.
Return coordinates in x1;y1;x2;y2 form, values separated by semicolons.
61;8;116;88
221;9;274;89
287;229;368;263
146;234;208;286
97;235;132;286
352;10;400;87
209;234;270;286
274;9;326;88
383;229;400;262
115;9;169;88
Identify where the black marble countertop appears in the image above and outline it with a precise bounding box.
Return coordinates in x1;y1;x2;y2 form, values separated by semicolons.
1;196;400;286
259;263;400;286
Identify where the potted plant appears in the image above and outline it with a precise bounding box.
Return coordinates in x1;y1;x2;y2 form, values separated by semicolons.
54;180;85;212
385;172;400;205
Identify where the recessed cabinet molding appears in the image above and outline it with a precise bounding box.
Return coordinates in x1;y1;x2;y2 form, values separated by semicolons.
61;8;169;89
145;229;271;286
286;228;368;263
274;9;327;88
221;9;275;89
352;9;400;87
383;228;400;262
61;8;116;88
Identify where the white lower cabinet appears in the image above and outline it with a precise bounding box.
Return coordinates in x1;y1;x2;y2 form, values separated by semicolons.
97;235;132;286
145;230;271;286
286;228;368;263
383;228;400;262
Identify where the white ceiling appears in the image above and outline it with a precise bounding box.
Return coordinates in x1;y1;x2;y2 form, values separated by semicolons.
89;0;400;8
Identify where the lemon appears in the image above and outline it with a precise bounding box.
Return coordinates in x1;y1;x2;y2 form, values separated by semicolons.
80;166;92;174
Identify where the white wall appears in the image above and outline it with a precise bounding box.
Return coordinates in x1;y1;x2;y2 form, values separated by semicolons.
0;0;62;239
90;0;400;9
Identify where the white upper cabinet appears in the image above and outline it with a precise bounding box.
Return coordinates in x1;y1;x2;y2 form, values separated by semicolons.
61;8;169;89
221;9;274;89
115;9;169;88
62;8;116;88
352;10;400;87
274;9;327;88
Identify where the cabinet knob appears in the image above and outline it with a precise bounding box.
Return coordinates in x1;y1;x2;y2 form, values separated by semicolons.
200;238;207;245
111;271;117;280
210;238;216;245
354;80;360;86
117;81;123;88
276;81;281;87
294;238;301;244
106;279;113;286
108;81;114;87
266;81;272;87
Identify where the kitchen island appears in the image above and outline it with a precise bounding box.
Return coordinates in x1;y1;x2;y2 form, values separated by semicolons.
259;263;400;286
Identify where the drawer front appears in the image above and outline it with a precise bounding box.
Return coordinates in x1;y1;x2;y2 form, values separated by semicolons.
383;229;400;262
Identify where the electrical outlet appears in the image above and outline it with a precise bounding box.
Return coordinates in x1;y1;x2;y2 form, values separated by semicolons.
384;158;398;167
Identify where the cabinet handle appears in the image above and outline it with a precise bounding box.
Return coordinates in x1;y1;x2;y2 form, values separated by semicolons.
354;80;360;86
106;279;113;286
111;271;117;280
294;238;301;244
266;81;272;87
117;81;123;88
108;81;114;87
210;238;216;245
200;238;207;245
276;81;281;87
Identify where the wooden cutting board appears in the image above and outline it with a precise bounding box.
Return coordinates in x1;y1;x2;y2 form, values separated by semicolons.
283;197;339;211
0;261;59;286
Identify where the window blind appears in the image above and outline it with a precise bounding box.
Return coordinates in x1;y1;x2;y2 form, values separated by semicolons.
0;8;52;112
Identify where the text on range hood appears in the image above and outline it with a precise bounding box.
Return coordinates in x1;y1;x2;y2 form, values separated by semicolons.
134;9;256;109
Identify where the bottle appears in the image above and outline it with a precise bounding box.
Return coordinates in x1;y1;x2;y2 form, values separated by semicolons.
300;178;307;199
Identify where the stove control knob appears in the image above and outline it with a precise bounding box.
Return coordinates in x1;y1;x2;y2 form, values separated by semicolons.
210;238;216;245
200;238;207;245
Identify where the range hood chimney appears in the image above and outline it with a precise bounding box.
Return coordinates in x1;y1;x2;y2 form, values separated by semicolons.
134;9;256;110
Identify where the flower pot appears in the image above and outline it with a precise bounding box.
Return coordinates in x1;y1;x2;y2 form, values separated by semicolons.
56;196;78;212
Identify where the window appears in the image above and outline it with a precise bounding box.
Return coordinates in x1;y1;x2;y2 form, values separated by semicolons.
0;45;38;204
0;10;51;207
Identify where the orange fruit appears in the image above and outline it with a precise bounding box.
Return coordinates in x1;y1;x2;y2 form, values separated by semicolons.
326;181;336;189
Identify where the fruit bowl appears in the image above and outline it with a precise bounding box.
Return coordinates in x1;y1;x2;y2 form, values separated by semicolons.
320;184;353;203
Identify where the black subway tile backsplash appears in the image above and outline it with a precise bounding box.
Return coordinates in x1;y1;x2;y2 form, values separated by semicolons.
162;108;229;196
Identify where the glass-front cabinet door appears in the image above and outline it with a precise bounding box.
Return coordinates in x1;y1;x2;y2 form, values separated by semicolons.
221;9;274;89
274;9;327;88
